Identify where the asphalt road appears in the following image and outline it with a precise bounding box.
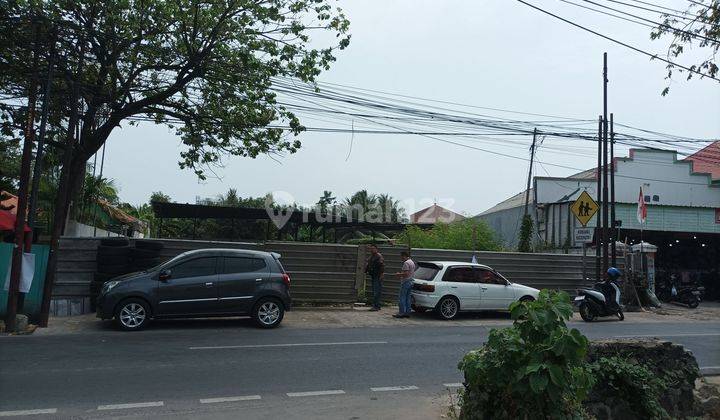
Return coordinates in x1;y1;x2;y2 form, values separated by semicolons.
1;319;719;419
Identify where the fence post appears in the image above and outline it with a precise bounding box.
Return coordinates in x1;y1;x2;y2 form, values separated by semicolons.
354;245;367;301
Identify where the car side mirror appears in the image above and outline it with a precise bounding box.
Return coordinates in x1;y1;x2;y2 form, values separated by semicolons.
159;269;171;281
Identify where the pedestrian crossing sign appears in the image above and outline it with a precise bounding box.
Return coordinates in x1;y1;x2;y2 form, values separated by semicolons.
570;191;599;227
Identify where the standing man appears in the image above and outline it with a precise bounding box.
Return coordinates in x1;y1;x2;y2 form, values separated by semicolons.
365;244;385;311
393;251;416;318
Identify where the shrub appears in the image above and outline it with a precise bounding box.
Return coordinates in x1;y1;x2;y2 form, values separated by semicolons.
517;214;533;252
458;290;593;420
398;219;501;251
588;357;670;419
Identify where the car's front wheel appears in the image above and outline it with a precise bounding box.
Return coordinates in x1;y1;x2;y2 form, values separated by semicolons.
436;296;459;320
252;297;285;328
115;298;150;331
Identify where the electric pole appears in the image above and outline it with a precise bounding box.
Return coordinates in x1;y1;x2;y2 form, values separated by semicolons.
610;113;617;267
602;53;610;277
596;115;602;282
524;128;538;216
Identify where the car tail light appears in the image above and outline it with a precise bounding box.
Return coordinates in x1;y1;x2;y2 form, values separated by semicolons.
416;283;434;292
282;273;291;286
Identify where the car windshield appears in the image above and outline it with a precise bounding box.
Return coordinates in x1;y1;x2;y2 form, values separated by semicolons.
414;263;440;281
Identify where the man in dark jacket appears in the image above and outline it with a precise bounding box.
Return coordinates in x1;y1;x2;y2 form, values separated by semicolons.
365;244;385;311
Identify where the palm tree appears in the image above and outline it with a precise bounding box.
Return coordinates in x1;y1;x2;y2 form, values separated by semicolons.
376;194;406;223
343;190;377;222
317;190;336;213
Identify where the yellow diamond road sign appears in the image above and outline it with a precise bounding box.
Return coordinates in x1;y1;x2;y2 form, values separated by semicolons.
570;191;599;227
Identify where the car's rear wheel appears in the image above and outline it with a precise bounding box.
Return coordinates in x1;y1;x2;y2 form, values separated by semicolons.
252;298;284;328
115;298;150;331
436;296;459;320
519;296;535;303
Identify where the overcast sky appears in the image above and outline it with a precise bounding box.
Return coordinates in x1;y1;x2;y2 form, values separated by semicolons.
102;0;720;216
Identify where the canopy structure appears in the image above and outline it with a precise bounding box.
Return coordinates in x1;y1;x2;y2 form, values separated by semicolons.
151;201;433;242
0;209;31;233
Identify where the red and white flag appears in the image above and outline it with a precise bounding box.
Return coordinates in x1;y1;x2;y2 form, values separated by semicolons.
637;187;647;224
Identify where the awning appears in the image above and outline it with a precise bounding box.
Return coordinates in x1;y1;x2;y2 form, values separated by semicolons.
0;209;31;233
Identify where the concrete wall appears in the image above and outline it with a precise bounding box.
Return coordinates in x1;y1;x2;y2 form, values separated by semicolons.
53;237;593;315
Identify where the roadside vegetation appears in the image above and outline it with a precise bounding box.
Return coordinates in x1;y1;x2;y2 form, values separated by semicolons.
457;290;689;419
398;219;501;251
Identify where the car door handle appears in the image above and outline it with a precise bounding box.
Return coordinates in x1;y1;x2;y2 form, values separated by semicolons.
481;287;488;290
450;286;458;289
205;282;214;287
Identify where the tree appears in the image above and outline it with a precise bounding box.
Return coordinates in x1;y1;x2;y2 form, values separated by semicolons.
343;190;376;221
376;193;406;223
316;190;336;213
399;219;501;251
517;214;533;253
0;1;350;325
0;137;20;192
650;0;719;95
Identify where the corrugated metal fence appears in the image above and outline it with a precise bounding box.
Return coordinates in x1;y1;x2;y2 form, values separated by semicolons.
53;237;594;314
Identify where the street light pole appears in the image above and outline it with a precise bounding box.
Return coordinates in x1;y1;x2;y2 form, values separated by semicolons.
602;53;610;276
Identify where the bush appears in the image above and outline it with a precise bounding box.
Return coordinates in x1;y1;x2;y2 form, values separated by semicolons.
458;290;593;420
517;214;533;252
398;219;501;251
588;357;670;419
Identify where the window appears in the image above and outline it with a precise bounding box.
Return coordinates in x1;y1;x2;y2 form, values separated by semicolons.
414;266;440;281
652;195;659;202
170;257;216;279
223;257;266;274
443;266;476;283
477;269;506;285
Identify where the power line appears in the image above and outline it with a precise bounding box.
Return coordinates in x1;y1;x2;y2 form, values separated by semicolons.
515;0;720;81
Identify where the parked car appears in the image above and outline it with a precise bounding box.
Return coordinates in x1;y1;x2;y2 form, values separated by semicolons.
96;248;291;330
410;261;539;319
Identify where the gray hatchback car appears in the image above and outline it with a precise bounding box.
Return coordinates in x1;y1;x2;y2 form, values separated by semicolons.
96;248;291;330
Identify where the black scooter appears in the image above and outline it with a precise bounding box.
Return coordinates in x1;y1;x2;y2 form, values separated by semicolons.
656;275;702;308
575;280;624;322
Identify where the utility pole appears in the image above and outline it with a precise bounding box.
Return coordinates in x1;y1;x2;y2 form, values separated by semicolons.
5;22;39;331
601;52;610;277
27;28;57;232
524;128;538;216
595;116;602;282
610;113;617;267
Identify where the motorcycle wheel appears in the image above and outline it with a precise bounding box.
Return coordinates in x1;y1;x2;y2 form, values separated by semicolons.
617;310;624;321
688;299;699;309
579;303;595;322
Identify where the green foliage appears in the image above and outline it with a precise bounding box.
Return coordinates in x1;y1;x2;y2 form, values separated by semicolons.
399;219;500;251
649;1;718;94
589;357;670;419
0;137;20;193
458;290;593;419
517;214;533;252
1;0;351;180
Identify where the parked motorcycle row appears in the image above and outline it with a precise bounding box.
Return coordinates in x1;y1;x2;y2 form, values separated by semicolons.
573;268;704;322
655;274;704;308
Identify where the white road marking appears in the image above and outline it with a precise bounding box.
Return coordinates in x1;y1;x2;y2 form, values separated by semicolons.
200;395;262;404
443;383;464;388
371;386;419;392
614;333;720;338
97;401;164;410
286;390;346;397
190;341;387;350
0;409;57;417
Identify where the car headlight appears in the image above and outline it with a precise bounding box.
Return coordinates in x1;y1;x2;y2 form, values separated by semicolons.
101;280;121;294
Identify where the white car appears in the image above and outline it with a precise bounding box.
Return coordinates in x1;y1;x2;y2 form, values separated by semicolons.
410;261;540;320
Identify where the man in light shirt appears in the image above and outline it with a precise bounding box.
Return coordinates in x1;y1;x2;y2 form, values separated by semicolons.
393;251;416;318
